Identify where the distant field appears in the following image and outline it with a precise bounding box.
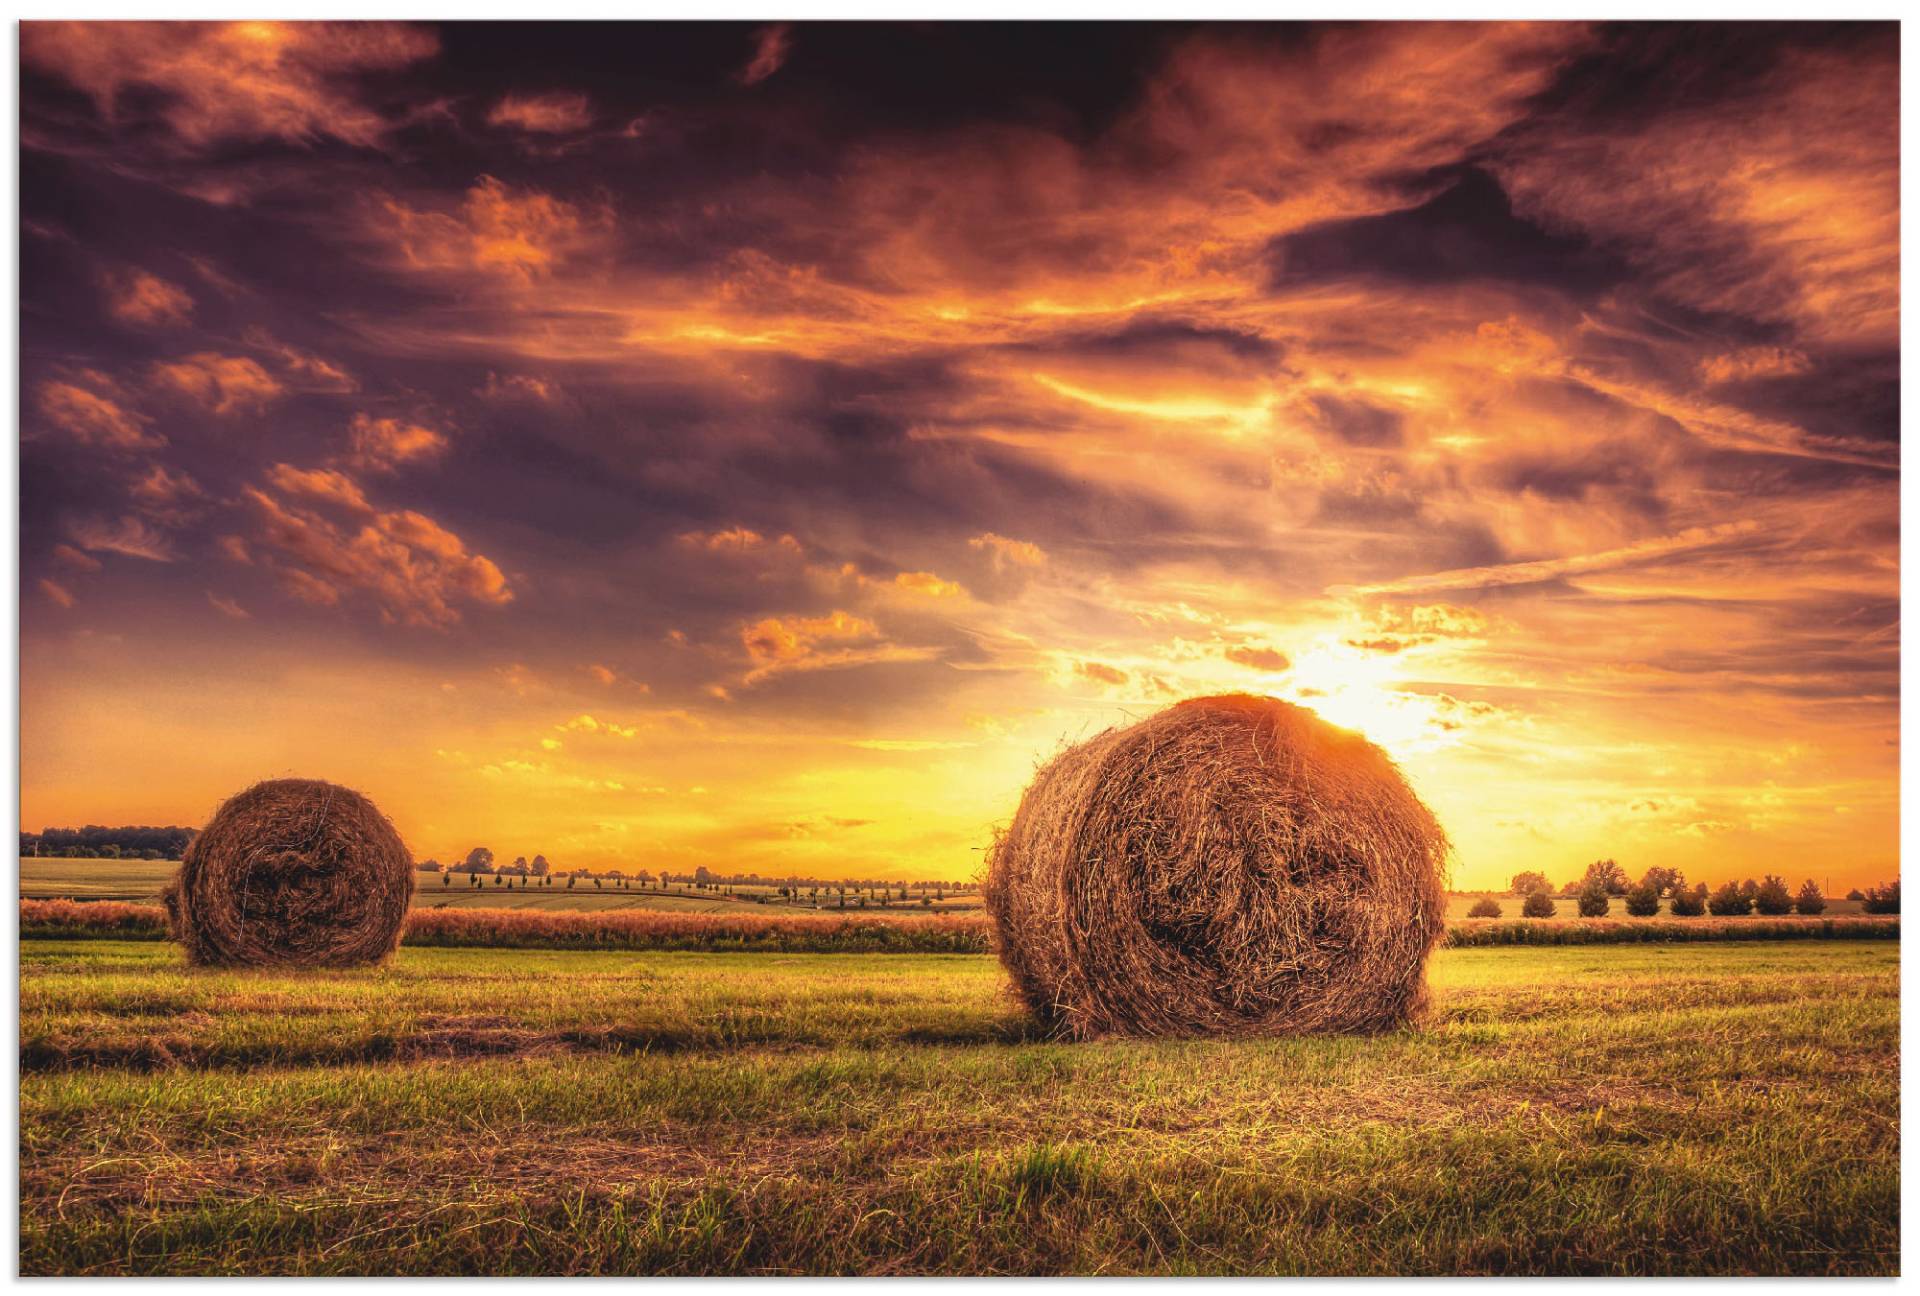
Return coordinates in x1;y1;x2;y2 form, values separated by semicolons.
22;860;1868;920
19;858;983;916
19;938;1897;1275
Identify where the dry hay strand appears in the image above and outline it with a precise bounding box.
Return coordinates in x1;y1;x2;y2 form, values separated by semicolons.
984;694;1449;1040
166;778;415;968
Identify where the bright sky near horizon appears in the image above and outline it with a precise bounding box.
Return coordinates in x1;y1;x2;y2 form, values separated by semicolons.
20;21;1899;890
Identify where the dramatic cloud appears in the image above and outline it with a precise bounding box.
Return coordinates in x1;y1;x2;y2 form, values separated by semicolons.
488;91;593;133
19;22;1898;890
35;379;156;448
243;486;513;627
150;352;283;415
101;268;193;327
22;21;438;149
347;413;450;472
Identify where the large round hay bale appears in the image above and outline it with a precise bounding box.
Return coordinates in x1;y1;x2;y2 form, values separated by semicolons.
984;694;1448;1039
167;778;414;968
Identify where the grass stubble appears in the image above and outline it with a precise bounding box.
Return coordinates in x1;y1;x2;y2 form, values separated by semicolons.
18;938;1898;1275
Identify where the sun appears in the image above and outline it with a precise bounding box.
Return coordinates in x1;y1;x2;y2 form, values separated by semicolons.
1276;641;1459;760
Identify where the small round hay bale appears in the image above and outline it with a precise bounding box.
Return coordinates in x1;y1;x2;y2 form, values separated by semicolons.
984;694;1448;1039
167;778;414;968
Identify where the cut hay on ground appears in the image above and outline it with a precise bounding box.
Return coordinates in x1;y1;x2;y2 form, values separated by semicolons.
165;779;414;968
985;694;1449;1040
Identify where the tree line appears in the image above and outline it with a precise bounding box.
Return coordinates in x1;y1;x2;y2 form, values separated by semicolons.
1473;860;1900;919
22;826;194;859
415;847;971;894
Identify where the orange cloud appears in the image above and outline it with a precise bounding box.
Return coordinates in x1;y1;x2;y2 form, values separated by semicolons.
66;514;176;562
36;380;156;449
1075;660;1128;686
22;21;437;149
968;532;1046;570
101;268;192;327
347;413;450;472
38;579;75;609
678;526;802;555
243;487;513;627
893;570;966;598
377;175;609;280
1224;644;1290;672
267;463;372;513
128;463;207;523
150;352;282;415
487;90;592;133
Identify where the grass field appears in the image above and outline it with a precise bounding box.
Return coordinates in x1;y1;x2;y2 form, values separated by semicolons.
20;938;1897;1275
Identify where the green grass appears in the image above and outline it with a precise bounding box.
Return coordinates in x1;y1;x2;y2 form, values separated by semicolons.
19;939;1898;1275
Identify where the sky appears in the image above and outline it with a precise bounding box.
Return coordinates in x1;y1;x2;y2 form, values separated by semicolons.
19;20;1899;890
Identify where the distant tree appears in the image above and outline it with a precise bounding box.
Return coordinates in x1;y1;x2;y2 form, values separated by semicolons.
492;873;503;886
567;875;577;889
1708;881;1752;916
140;849;162;860
1521;891;1556;919
1847;888;1866;901
1624;882;1661;917
442;872;451;888
594;877;603;890
1505;871;1551;902
1754;875;1793;915
461;847;495;875
1794;879;1826;915
1738;878;1760;901
416;858;442;873
1467;896;1503;919
1576;877;1611;918
1577;858;1630;896
1670;883;1708;917
530;854;550;877
1638;866;1681;898
1864;881;1900;914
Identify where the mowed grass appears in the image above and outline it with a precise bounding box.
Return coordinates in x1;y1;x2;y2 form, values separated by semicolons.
20;939;1898;1275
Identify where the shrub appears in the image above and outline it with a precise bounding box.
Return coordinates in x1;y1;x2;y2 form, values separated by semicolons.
1623;883;1661;917
1847;888;1865;901
1467;896;1503;919
1794;879;1826;915
1754;875;1793;915
1864;881;1900;914
1708;881;1752;916
1521;890;1556;918
1576;879;1610;917
1669;884;1708;917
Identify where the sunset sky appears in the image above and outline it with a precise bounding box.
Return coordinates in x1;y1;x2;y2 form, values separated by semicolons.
20;21;1899;889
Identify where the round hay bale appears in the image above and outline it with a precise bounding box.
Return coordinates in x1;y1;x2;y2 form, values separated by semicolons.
984;694;1448;1039
166;778;414;968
